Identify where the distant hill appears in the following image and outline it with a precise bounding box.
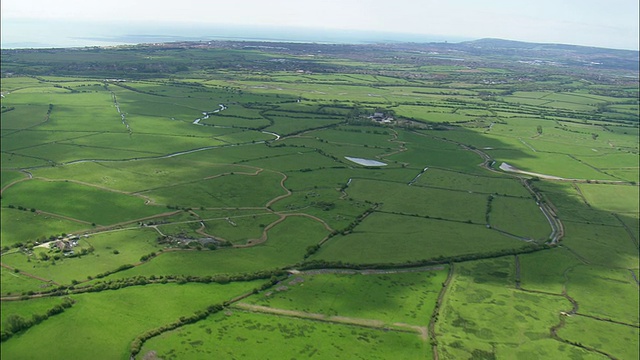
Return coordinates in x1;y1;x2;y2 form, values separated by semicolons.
457;38;639;71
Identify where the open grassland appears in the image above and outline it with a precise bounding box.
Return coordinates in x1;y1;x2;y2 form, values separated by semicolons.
575;183;639;214
140;310;429;360
314;212;531;264
1;229;162;286
1;43;638;360
95;216;329;280
144;170;286;208
0;104;50;130
0;152;51;169
0;282;262;360
489;196;551;241
567;266;639;326
535;182;622;226
2;180;165;225
197;211;281;245
519;248;583;294
0;266;51;298
388;131;488;175
245;270;447;325
32;160;245;193
561;222;638;269
415;168;530;196
437;258;600;360
558;316;640;360
1;207;88;247
281;136;392;162
0;296;68;333
347;178;488;224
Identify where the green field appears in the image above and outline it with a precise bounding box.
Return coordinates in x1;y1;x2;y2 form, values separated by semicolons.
244;269;448;325
140;310;429;360
1;40;638;360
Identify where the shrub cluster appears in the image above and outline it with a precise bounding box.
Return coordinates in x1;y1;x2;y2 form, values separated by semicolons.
1;297;75;342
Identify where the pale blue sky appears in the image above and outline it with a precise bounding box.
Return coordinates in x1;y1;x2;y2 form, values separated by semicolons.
2;0;639;49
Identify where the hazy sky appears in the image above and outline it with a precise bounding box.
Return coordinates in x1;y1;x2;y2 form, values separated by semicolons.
2;0;639;50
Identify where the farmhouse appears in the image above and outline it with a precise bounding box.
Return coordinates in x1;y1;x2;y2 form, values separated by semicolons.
54;240;72;252
368;112;394;124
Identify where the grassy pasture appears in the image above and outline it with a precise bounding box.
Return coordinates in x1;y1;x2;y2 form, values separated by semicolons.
2;180;164;225
140;310;428;360
122;115;244;138
310;127;394;148
609;104;640;116
0;77;51;92
198;212;281;244
177;142;297;164
12;142;160;165
575;183;639;214
0;152;51;169
561;222;638;269
1;229;162;284
1;207;88;247
519;248;583;294
0;170;26;188
1;44;639;360
0;104;50;130
315;212;529;264
56;132;226;155
213;105;265;119
535;182;621;226
144;170;286;208
263;116;344;136
558;315;640;360
32;160;244;193
577;150;640;167
428;129;520;151
269;188;368;230
567;266;639;325
245;270;447;326
201;114;271;129
347;178;487;223
489;149;616;180
1;296;67;333
281;166;418;191
2;130;104;153
213;129;273;144
0;282;262;360
489;196;551;240
387;137;487;174
98;216;330;279
437;257;591;360
281;137;392;162
242;150;341;173
0;266;52;297
415;168;529;196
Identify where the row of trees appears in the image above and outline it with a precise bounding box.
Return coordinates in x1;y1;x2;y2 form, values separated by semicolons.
129;275;283;358
296;243;548;272
1;297;75;342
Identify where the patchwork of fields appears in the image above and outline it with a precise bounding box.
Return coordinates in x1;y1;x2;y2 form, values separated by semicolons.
1;43;638;359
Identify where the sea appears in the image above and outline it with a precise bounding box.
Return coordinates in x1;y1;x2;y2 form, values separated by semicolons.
1;19;471;49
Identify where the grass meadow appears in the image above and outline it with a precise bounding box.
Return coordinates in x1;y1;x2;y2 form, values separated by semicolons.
1;44;638;360
2;180;165;225
314;212;530;264
437;258;600;360
140;309;429;360
1;282;263;360
245;270;448;325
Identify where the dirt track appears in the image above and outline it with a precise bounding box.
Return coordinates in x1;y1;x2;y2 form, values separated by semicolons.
233;303;426;339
